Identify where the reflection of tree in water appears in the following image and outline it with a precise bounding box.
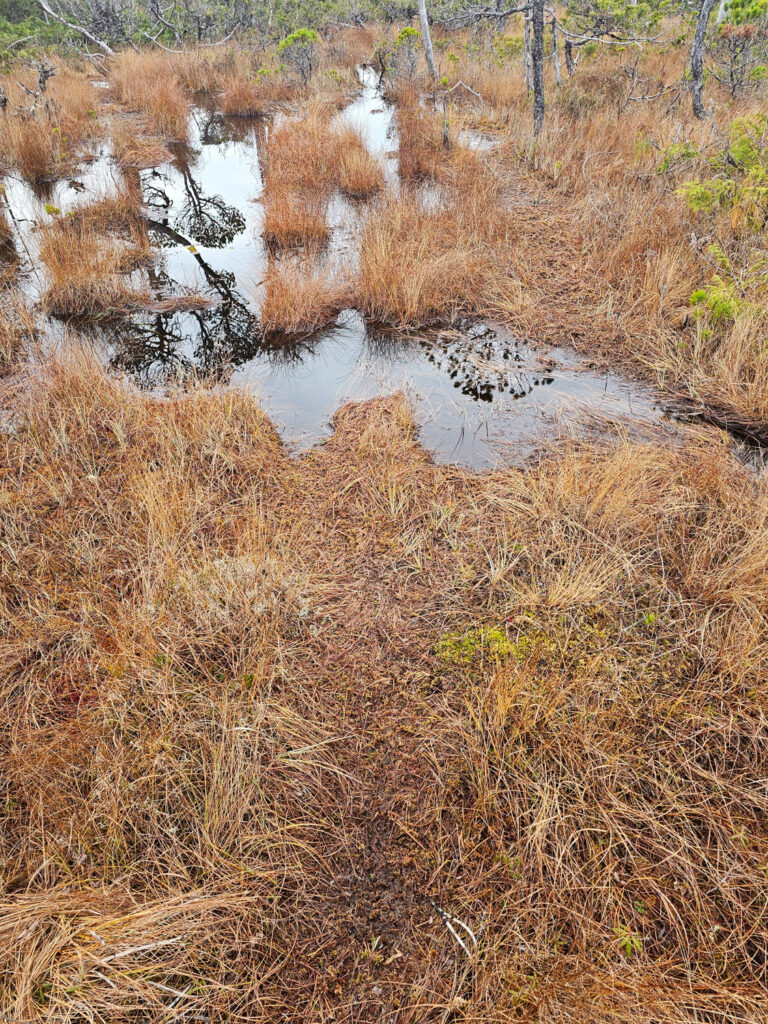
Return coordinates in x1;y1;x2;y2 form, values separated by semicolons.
143;142;246;250
112;140;258;383
110;218;261;385
365;320;554;404
110;300;260;386
194;107;262;148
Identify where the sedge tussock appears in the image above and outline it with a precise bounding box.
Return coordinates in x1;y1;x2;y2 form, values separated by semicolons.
259;258;349;335
109;51;190;139
262;188;330;250
39;198;151;318
333;124;384;199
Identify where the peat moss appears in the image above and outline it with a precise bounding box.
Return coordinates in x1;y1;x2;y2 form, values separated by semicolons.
435;606;687;686
434;626;512;664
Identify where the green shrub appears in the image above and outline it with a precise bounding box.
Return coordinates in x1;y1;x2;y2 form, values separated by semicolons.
276;27;320;85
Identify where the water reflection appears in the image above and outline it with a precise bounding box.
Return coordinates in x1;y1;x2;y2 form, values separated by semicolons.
144;165;247;250
111;217;260;385
0;68;672;468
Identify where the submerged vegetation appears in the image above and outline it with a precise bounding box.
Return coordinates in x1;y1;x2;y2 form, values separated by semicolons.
1;2;768;1021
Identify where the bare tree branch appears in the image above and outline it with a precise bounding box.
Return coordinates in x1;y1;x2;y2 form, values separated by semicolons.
34;0;115;54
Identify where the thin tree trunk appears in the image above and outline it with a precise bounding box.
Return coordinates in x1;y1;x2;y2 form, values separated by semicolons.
716;0;728;23
495;0;507;33
418;0;437;80
552;19;562;87
692;0;717;118
564;39;575;75
532;0;545;134
524;8;533;93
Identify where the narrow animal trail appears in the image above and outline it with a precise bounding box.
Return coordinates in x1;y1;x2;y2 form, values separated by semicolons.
491;172;627;356
266;400;489;1021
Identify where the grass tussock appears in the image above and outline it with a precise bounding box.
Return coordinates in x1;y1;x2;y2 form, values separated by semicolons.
0;71;101;181
219;76;264;117
219;73;295;116
260;108;384;247
171;43;262;94
109;51;190;139
259;258;349;335
111;117;172;168
334;124;384;198
48;69;100;125
0;115;63;182
356;160;508;326
395;91;448;181
39;196;150;317
262;188;330;250
265;101;337;194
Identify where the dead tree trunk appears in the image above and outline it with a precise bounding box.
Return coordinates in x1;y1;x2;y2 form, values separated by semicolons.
524;7;533;93
692;0;717;118
418;0;437;80
532;0;545;134
564;38;575;75
552;18;562;87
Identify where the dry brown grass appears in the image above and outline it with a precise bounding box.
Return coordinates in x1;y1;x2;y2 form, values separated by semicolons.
261;188;331;250
219;77;263;117
39;196;150;317
265;107;384;207
0;292;33;374
0;69;101;181
170;42;289;97
109;51;190;139
334;124;384;198
219;73;295;116
324;24;377;70
48;69;99;124
0;115;63;182
111;117;173;168
259;257;349;335
355;155;510;326
0;202;13;247
0;349;766;1022
395;90;448;180
2;29;768;1022
265;101;337;193
401;33;768;435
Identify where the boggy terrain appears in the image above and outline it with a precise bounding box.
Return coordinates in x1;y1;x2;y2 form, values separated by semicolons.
1;12;768;1024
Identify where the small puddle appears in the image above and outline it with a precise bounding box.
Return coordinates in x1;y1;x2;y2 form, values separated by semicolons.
1;67;678;468
232;315;668;466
